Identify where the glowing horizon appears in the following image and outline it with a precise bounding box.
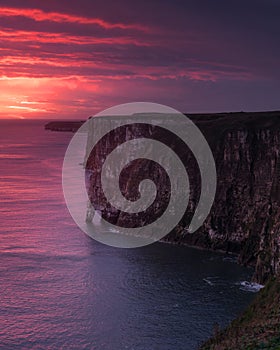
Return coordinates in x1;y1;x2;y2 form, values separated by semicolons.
0;2;279;119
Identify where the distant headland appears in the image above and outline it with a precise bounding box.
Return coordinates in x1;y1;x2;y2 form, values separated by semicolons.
44;120;85;132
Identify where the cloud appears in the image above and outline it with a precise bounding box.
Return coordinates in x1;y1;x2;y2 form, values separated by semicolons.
0;7;148;31
0;1;279;118
0;75;101;119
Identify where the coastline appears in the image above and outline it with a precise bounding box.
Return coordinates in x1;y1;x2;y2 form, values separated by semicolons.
45;113;280;348
45;112;280;283
199;277;280;349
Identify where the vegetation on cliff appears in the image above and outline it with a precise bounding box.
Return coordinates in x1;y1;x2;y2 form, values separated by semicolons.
200;277;280;349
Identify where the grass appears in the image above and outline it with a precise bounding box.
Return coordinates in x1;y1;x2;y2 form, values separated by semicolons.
200;277;280;349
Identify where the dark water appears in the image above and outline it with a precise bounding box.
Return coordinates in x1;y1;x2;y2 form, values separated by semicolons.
0;120;255;349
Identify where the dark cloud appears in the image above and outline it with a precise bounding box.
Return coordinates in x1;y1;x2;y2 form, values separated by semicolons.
0;0;279;118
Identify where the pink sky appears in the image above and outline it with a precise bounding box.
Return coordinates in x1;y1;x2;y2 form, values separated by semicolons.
0;1;279;119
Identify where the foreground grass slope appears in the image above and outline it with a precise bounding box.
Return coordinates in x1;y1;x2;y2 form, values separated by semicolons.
200;277;280;349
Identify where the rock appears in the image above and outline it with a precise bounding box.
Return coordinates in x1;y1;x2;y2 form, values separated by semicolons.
84;111;280;284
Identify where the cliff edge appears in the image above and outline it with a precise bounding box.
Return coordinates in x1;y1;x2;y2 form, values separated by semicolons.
47;111;280;284
174;111;280;284
200;276;280;349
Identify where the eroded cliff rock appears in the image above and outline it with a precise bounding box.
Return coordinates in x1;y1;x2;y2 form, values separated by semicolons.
173;112;280;284
84;111;280;284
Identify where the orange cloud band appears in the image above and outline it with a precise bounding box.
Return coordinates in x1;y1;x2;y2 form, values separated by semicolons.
0;7;148;31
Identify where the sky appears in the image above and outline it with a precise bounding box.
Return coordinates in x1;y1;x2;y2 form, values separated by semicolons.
0;0;279;119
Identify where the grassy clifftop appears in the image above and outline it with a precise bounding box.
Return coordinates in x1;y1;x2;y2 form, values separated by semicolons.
200;277;280;349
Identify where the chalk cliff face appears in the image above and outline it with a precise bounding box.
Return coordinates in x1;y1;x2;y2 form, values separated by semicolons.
85;112;280;284
176;112;280;284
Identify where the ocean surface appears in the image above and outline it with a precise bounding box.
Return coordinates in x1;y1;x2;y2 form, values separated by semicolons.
0;119;256;349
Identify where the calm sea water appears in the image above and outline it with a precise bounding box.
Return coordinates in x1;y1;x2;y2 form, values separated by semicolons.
0;120;255;350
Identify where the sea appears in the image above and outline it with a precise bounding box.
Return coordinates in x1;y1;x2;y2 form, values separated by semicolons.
0;119;258;349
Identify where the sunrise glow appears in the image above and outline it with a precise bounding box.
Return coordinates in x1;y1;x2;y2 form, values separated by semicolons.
0;3;279;119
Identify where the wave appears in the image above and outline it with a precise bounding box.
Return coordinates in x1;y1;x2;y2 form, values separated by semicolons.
238;281;264;293
203;276;220;286
222;256;238;263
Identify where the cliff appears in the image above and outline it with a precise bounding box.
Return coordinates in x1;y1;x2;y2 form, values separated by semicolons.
200;276;280;349
46;111;280;284
169;111;280;284
180;111;280;284
84;111;280;284
45;120;84;132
